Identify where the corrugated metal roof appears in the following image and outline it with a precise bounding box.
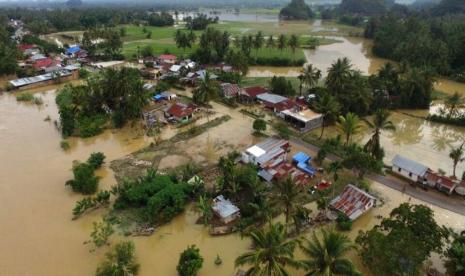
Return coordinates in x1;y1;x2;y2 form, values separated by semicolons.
256;93;288;104
10;70;72;87
392;154;428;176
212;195;239;218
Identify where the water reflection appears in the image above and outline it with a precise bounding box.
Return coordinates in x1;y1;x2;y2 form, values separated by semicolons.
386;115;424;146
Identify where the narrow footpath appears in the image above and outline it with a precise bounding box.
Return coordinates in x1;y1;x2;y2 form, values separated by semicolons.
291;137;465;216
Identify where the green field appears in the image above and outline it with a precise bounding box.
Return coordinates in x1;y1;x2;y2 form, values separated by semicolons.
120;21;345;59
242;77;300;91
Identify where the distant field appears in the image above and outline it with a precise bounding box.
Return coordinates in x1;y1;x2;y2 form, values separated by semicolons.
242;76;300;91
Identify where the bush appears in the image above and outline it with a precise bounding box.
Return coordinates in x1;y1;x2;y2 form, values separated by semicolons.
336;213;352;231
177;245;203;276
66;162;100;194
77;115;107;138
88;152;106;169
253;118;267;134
78;68;90;79
16;93;34;102
274;122;292;139
60;140;70;151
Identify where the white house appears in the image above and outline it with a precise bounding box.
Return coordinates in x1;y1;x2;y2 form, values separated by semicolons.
392;154;429;182
212;195;240;224
241;138;290;166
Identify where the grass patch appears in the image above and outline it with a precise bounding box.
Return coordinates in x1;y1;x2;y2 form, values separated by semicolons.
16;93;43;105
60;140;71;151
242;77;301;91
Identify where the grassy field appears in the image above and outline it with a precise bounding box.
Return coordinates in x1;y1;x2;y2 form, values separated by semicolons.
242;76;300;91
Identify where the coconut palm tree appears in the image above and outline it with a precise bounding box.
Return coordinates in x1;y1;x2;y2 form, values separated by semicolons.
277;34;287;52
327;161;342;198
336;112;362;146
364;109;395;160
253;31;265;55
449;142;465;178
313;94;340;139
288;34;299;57
326;57;352;95
235;223;302;275
301;64;322;91
301;229;360;276
272;177;303;226
444;92;464;118
266;35;275;48
193;71;218;105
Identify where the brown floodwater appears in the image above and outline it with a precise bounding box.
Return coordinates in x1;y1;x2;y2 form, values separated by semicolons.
1;86;464;275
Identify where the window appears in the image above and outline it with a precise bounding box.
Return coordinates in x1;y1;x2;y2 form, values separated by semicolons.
409;172;412;177
398;167;401;172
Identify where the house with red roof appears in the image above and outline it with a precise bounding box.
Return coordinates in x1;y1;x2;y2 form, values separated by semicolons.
158;54;177;64
436;176;458;195
220;83;241;99
33;58;56;70
164;102;197;123
330;184;376;220
240;86;268;103
256;93;296;113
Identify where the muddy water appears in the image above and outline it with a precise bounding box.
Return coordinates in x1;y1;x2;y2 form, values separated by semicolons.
309;111;465;176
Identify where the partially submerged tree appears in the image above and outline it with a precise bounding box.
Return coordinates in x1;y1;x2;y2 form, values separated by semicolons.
252;118;267;135
364;109;395;160
96;241;139;276
177;245;204;276
449;142;465;178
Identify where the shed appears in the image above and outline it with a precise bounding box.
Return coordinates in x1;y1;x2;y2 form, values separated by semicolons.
330;184;376;220
392;155;428;182
212;195;240;224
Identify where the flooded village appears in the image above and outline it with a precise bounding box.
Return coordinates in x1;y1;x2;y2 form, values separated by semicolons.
1;1;465;276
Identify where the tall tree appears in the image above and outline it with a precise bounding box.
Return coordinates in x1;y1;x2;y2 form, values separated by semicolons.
195;195;212;226
356;203;449;276
445;231;465;276
313;94;340;139
449;142;465;178
301;228;360;276
288;34;299;56
364;109;395;160
301;64;322;91
192;71;219;105
277;34;287;52
326;57;352;96
235;223;302;275
271;177;303;226
444;92;464;118
336;112;362;146
266;35;275;48
253;31;265;55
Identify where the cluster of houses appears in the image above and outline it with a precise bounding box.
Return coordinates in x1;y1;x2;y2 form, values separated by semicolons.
392;154;465;196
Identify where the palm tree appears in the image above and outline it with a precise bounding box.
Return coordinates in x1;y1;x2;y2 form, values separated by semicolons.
253;31;265;55
277;34;287;52
195;195;212;226
288;34;299;57
272;177;303;226
364;109;395;159
193;71;218;105
313;94;340;139
444;92;464;118
336;112;362;146
301;64;322;90
326;57;352;95
327;161;342;198
235;223;302;275
301;229;360;276
266;35;275;48
247;197;276;226
449;142;465;178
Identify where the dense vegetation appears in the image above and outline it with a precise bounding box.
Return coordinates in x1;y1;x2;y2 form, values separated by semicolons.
112;169;193;225
339;0;395;15
56;67;149;137
82;28;123;59
177;245;203;276
148;12;174;27
279;0;314;20
0;25;20;76
185;14;218;30
96;241;139;276
366;13;465;81
65;152;105;195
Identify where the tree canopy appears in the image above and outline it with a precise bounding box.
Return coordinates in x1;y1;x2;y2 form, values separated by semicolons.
279;0;315;20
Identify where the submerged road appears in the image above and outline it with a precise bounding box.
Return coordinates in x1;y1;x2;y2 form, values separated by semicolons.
290;138;465;216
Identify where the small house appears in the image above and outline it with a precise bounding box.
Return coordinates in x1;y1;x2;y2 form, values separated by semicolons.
330;184;376;220
241;137;290;166
220;83;241;99
436;176;457;195
281;107;323;132
158;54;177;64
391;155;429;182
239;86;268;103
212;195;240;224
258;161;311;186
256;93;296;113
165;102;197;123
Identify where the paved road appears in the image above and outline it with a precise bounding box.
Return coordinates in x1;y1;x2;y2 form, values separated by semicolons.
291;137;465;216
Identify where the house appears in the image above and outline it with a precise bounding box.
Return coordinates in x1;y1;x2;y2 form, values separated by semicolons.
424;171;441;188
281;107;323;132
240;86;268;103
169;64;183;73
158;54;177;64
455;181;465;196
9;68;79;90
241;137;290;166
258;161;311;186
292;152;316;176
330;184;377;220
220;83;241;99
30;54;47;61
256;93;296;113
33;58;56;70
165;102;197;123
391;155;429;182
153;91;177;101
66;45;81;56
436;176;457;195
212;195;240;224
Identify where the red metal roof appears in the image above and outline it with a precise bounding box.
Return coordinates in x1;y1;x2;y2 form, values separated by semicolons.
221;83;241;97
330;184;376;220
18;44;35;51
159;54;177;60
33;58;54;69
167;102;196;118
438;176;456;189
274;99;296;112
243;86;268;98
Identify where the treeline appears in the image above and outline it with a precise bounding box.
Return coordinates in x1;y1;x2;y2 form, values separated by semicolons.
185;13;218;30
148;12;174;27
365;14;465;81
0;24;20;76
56;67;149;137
82;28;124;59
279;0;314;20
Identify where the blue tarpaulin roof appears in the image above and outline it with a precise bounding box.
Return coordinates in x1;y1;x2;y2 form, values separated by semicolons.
293;152;311;164
297;162;316;175
153;94;165;101
66;46;81;54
